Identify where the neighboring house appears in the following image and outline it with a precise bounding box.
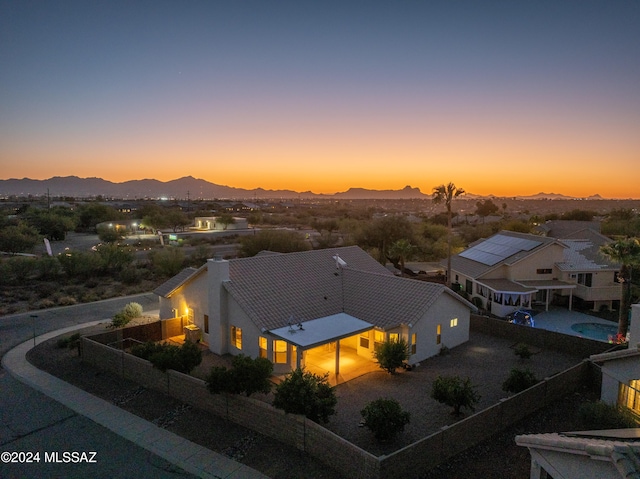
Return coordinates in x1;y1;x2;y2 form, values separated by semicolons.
516;429;640;479
154;246;475;377
192;216;249;231
534;219;601;238
555;228;622;312
591;305;640;417
449;230;621;318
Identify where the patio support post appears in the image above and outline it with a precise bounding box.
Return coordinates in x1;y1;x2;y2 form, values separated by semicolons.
569;290;573;311
335;341;340;375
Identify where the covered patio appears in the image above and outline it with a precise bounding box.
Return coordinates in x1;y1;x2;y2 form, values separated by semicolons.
268;312;378;385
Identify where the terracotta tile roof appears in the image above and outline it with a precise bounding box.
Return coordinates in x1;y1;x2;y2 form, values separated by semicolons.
342;269;449;329
223;246;392;331
223;246;471;332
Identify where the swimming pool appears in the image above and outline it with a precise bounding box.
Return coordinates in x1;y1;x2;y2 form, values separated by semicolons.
570;322;618;342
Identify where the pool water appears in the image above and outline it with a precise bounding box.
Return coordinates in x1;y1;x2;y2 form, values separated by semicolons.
570;322;618;342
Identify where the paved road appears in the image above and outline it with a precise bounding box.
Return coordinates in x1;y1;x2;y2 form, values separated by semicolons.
0;294;199;478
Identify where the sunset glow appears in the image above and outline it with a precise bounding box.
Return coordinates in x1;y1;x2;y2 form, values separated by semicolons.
1;1;638;198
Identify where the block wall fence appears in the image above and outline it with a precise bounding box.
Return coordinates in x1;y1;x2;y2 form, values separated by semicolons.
81;316;607;479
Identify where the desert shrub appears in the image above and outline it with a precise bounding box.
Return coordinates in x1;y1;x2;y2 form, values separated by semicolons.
123;302;143;320
56;296;77;306
502;368;538;394
360;398;410;442
110;311;130;329
57;251;103;279
119;265;142;284
374;337;410;374
6;256;38;282
273;368;337;423
577;401;637;429
37;282;59;299
514;343;532;359
431;375;481;416
36;299;56;309
36;255;62;280
206;354;273;396
109;302;142;328
149;248;186;277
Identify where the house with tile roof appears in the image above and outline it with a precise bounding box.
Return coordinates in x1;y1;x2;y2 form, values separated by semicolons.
154;246;475;377
516;429;640;479
448;230;621;318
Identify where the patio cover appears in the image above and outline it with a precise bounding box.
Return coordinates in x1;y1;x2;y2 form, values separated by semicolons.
268;312;373;350
516;279;575;291
476;278;538;294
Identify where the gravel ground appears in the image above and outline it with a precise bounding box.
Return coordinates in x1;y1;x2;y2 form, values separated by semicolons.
26;324;597;478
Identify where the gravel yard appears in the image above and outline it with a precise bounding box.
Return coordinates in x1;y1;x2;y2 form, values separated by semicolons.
26;323;594;478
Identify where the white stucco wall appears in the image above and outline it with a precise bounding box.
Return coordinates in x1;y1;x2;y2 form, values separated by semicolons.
411;293;470;363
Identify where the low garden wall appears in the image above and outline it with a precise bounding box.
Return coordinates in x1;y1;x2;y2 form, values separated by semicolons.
80;336;378;478
81;321;599;479
378;361;593;478
470;314;614;357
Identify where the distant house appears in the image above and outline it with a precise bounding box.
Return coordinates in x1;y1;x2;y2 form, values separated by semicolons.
154;246;475;377
193;216;248;231
449;230;621;318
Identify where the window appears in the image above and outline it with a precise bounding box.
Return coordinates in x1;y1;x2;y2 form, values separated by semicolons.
273;340;287;363
450;318;458;328
577;273;593;287
389;333;399;342
374;330;385;351
436;324;441;345
465;280;473;293
231;325;242;349
411;333;417;355
359;333;370;349
259;336;267;359
536;268;552;274
619;380;640;416
204;314;209;334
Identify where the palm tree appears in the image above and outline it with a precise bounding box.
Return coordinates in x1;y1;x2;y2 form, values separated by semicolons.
600;237;640;336
432;182;465;288
389;239;416;277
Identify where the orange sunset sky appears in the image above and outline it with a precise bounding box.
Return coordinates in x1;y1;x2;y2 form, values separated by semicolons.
1;1;638;198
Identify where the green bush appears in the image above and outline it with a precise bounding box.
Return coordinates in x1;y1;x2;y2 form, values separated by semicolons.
273;368;337;423
132;340;202;374
577;401;637;429
502;368;538;394
431;375;481;416
514;343;532;359
206;354;274;397
360;398;410;442
374;337;410;374
109;302;143;329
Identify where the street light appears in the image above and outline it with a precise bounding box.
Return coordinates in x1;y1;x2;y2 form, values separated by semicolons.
30;314;38;346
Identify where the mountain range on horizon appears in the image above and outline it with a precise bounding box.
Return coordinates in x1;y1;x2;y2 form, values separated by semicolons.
0;175;612;201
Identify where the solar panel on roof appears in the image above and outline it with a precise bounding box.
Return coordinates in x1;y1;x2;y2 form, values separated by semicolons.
458;234;542;266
